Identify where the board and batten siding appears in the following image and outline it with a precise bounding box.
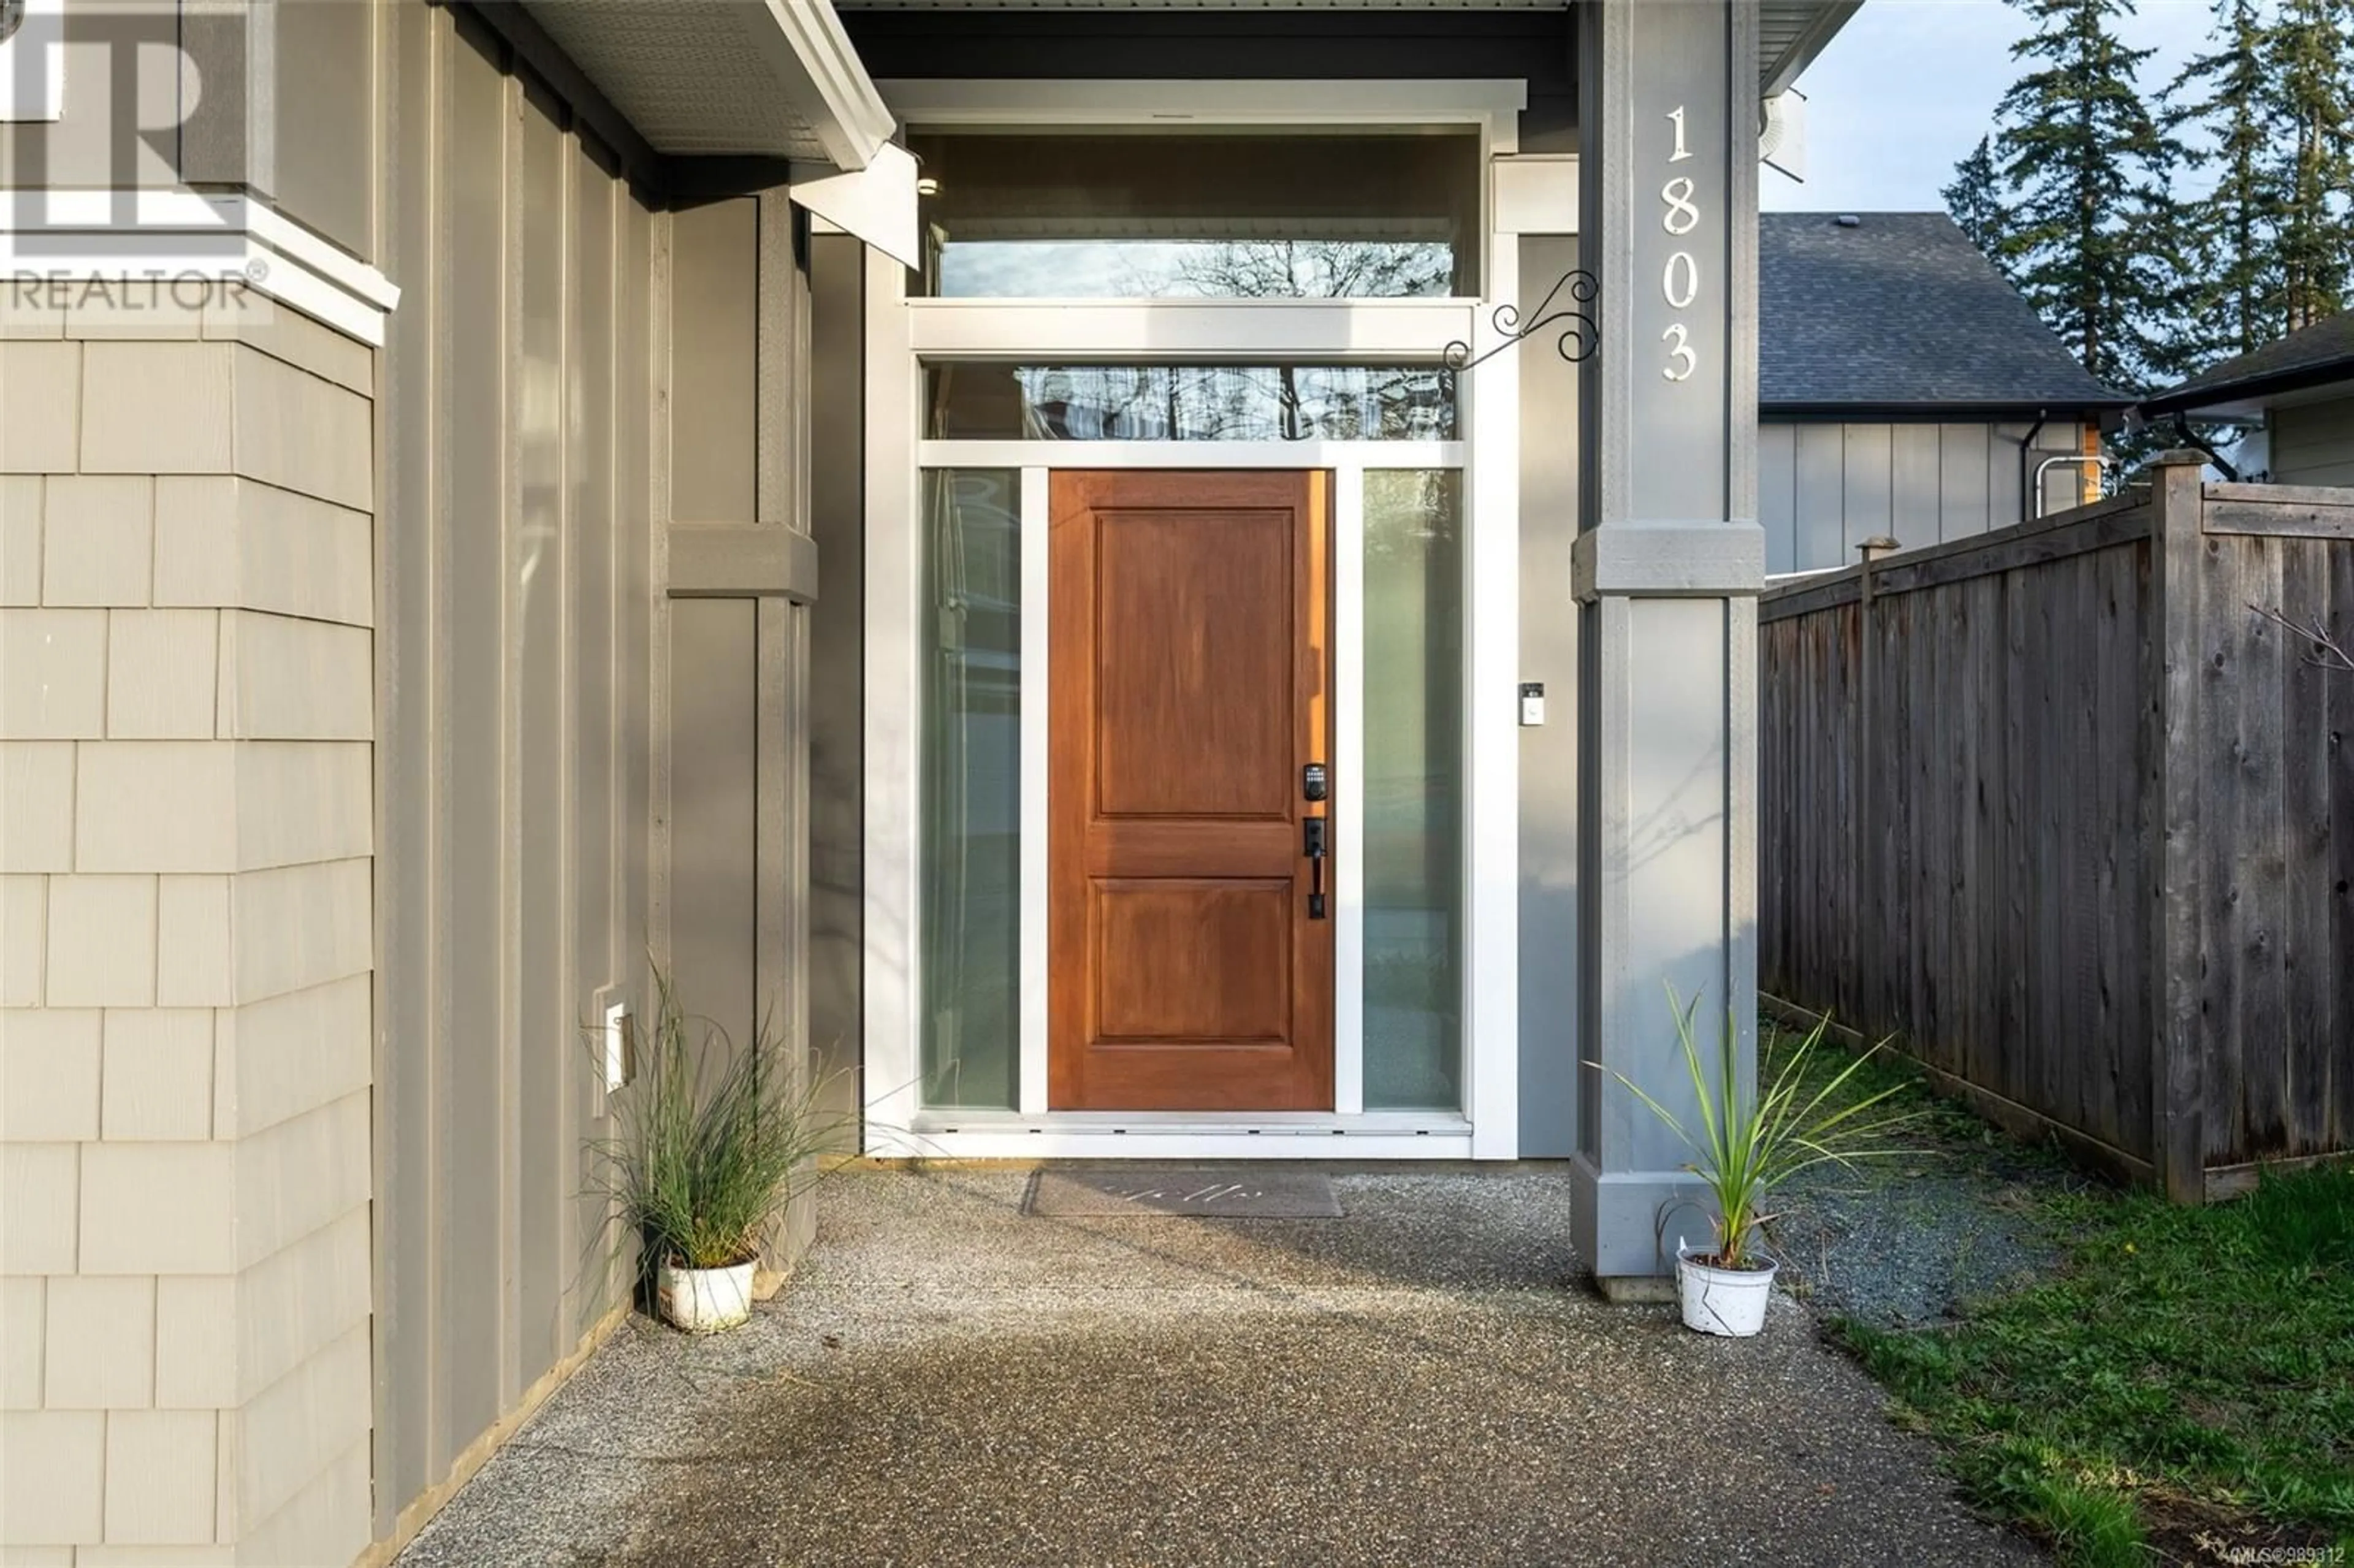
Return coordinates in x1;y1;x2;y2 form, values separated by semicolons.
2269;392;2354;488
370;3;685;1556
1759;419;2091;574
374;10;820;1556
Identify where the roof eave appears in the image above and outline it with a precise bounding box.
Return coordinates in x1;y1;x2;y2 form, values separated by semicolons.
2140;358;2354;418
1761;1;1862;95
1764;397;2136;421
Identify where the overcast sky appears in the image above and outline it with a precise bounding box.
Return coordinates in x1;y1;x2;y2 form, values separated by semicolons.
1764;0;2223;215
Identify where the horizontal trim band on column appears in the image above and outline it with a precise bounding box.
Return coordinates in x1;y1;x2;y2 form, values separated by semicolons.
666;524;821;601
1572;521;1766;599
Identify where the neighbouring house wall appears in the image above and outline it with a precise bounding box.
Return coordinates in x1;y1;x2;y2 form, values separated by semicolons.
2268;392;2354;487
1518;232;1580;1156
1759;418;2091;574
1;297;377;1563
371;4;658;1555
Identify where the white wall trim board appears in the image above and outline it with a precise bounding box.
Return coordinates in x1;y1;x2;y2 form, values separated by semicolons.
863;243;925;1138
880;77;1527;131
1463;199;1522;1159
1016;466;1052;1116
1493;154;1580;236
918;440;1466;470
875;1125;1477;1162
1332;460;1368;1117
0;188;401;344
906;299;1480;363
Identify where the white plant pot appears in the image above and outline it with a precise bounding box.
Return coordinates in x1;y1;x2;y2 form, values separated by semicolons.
657;1257;757;1334
1677;1252;1777;1338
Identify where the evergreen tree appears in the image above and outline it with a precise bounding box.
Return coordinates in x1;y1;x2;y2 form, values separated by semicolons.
1987;0;2182;390
2266;0;2354;327
2159;0;2282;372
1941;137;2011;270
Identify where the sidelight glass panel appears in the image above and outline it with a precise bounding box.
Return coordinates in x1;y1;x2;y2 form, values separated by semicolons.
1362;470;1463;1109
926;363;1457;442
908;130;1480;299
921;469;1023;1109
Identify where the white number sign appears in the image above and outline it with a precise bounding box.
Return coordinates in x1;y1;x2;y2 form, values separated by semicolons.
1660;106;1702;379
1662;251;1699;310
1661;323;1696;382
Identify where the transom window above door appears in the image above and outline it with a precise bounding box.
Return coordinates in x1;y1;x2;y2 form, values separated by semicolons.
926;363;1458;441
906;129;1482;299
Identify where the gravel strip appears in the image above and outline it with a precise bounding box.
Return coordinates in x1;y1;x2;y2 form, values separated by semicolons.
1768;1123;2092;1328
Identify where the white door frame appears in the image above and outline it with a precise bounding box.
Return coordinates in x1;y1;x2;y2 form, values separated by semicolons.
862;79;1525;1160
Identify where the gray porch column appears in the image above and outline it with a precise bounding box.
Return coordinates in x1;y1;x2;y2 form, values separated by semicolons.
1570;0;1764;1290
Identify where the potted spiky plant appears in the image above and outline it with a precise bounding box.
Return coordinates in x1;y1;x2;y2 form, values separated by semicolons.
595;972;845;1334
1595;986;1911;1337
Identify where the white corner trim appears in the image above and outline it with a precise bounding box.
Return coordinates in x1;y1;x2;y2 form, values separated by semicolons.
1332;463;1368;1117
0;189;400;346
0;0;65;121
1017;465;1051;1116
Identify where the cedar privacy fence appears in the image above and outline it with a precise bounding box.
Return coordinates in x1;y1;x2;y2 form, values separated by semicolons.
1759;452;2353;1201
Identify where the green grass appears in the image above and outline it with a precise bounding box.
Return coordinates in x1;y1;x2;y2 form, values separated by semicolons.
1775;1019;2354;1564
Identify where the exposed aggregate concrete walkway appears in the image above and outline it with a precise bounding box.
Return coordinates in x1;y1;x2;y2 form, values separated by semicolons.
399;1167;2041;1567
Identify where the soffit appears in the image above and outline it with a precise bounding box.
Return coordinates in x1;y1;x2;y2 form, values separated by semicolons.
520;0;895;167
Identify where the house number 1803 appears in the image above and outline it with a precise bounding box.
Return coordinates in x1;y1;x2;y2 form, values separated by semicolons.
1661;104;1701;381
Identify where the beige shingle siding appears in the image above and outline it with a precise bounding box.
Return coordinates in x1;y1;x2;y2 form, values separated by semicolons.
0;296;376;1562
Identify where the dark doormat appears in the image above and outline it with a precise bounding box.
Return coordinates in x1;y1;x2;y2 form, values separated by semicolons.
1023;1168;1343;1218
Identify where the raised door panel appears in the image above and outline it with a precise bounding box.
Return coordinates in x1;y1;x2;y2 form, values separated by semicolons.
1049;470;1333;1111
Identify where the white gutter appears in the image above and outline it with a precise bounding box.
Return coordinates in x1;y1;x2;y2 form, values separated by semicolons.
753;0;896;170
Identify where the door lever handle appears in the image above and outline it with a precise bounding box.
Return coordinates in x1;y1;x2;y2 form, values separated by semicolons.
1303;816;1328;919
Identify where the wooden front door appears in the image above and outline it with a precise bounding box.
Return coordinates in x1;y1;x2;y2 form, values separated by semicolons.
1048;470;1334;1111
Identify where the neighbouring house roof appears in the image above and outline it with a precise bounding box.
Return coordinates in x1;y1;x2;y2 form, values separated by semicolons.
1761;211;2133;417
2140;309;2354;417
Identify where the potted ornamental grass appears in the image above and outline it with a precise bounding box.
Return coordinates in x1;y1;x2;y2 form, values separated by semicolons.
1598;986;1913;1337
595;971;844;1334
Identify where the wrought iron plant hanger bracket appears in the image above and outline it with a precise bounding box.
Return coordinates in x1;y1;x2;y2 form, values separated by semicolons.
1441;268;1599;372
